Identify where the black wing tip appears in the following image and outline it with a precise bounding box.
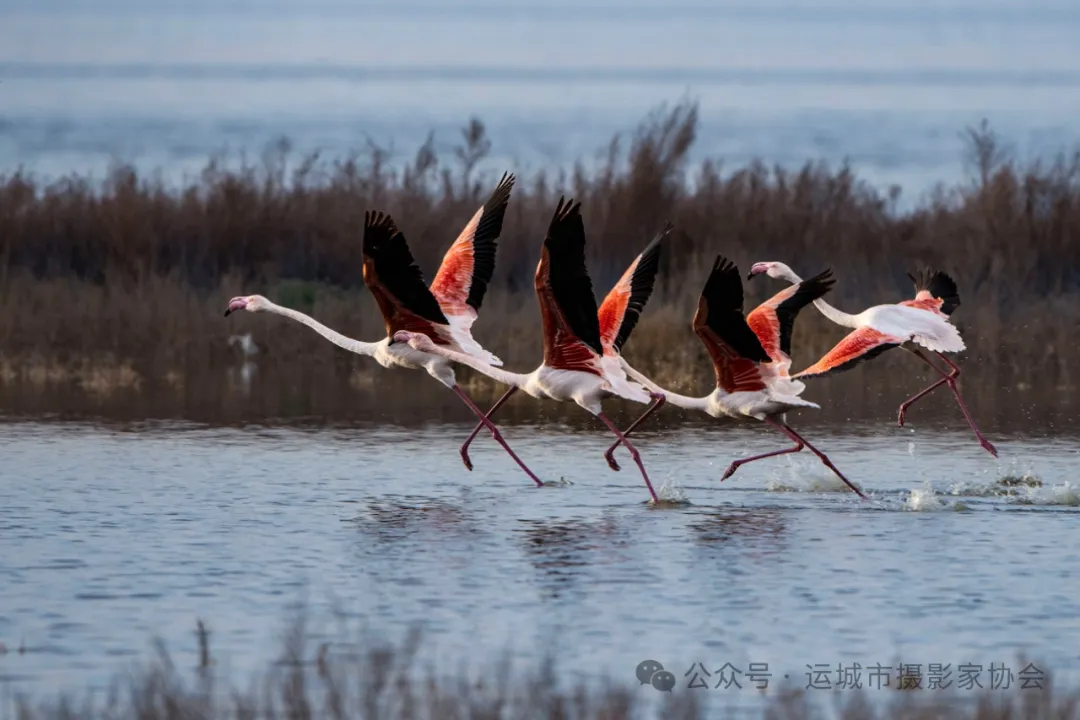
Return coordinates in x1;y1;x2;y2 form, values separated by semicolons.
641;221;672;257
799;267;837;301
485;171;516;210
545;196;584;245
699;255;771;364
363;210;400;251
543;196;600;354
551;195;581;221
611;228;667;352
637;228;666;270
709;253;740;282
908;267;961;315
773;267;834;357
364;209;397;231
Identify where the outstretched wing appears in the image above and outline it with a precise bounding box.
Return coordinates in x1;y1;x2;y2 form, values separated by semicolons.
793;326;903;379
429;172;515;318
692;255;773;393
903;268;961;316
534;197;604;375
362;211;455;345
597;223;669;355
746;268;835;373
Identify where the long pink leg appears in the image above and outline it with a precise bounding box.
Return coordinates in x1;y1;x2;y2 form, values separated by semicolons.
603;393;666;471
596;412;660;504
897;377;950;426
458;387;518;471
450;385;543;488
897;348;954;426
903;350;998;458
719;439;805;481
722;417;867;500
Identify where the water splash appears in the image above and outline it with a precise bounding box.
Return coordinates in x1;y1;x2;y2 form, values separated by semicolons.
1017;480;1080;506
764;462;858;494
904;483;948;511
655;477;689;505
948;471;1043;498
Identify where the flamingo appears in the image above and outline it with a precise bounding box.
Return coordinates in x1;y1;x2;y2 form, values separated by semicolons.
608;254;868;499
392;197;668;504
455;221;671;475
748;262;998;458
224;173;547;486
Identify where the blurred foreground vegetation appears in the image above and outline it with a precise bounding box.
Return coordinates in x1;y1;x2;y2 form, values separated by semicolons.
4;616;1077;720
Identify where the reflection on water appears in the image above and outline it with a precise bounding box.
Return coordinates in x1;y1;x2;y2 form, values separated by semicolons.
2;419;1080;710
1;361;1078;439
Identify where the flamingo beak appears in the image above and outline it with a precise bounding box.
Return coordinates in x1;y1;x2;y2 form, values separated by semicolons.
747;263;768;280
224;298;247;317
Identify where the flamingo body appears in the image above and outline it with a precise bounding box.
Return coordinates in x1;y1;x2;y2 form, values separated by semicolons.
224;174;552;486
612;255;867;498
395;197;669;503
749;260;997;457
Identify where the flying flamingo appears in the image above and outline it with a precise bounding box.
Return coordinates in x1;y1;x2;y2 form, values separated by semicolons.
224;173;547;486
748;262;997;457
455;222;671;475
608;254;868;499
393;197;669;504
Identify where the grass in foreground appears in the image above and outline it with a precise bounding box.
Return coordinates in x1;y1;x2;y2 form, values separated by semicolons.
5;619;1079;719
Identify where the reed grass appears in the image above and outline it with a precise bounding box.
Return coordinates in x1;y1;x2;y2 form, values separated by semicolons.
5;617;1077;720
1;102;1078;422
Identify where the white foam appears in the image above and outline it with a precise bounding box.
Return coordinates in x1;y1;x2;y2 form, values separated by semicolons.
1017;480;1080;507
903;483;947;512
763;459;861;494
655;477;689;504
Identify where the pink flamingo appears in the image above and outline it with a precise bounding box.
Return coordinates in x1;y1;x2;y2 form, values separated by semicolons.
456;222;671;475
225;174;547;485
749;262;998;457
394;197;668;504
609;254;868;498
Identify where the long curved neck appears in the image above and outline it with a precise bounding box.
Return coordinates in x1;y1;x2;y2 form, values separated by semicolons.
415;342;530;389
262;302;378;356
621;359;710;411
773;266;860;329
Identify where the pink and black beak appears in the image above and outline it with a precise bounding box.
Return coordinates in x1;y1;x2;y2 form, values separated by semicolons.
224;297;247;317
747;263;768;280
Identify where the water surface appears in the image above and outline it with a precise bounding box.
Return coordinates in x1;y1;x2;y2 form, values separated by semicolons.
2;419;1079;713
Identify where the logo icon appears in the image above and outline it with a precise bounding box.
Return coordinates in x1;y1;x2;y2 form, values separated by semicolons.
636;659;675;692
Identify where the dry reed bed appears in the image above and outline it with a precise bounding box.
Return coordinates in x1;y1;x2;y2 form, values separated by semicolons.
1;102;1078;416
5;619;1077;720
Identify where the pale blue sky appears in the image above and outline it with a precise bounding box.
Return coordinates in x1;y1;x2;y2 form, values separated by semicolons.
2;0;1078;72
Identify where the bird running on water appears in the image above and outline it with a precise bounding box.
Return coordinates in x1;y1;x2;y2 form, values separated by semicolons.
748;261;997;458
610;254;868;499
224;173;548;486
458;221;671;476
394;197;669;504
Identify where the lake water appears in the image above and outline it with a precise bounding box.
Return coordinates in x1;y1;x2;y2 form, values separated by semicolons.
3;418;1080;714
2;0;1080;207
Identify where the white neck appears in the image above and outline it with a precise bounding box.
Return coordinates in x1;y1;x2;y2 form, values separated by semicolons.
411;340;531;389
620;359;711;411
261;301;379;357
772;266;859;329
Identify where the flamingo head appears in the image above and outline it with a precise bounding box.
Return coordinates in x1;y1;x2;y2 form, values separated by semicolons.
392;330;436;351
747;261;796;281
224;294;270;316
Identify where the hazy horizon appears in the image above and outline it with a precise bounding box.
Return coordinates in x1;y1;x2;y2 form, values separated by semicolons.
2;0;1078;204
